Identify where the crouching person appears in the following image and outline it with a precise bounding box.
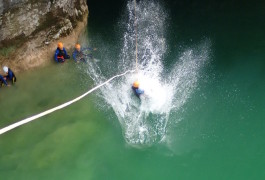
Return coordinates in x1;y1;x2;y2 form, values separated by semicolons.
54;42;70;63
3;66;16;84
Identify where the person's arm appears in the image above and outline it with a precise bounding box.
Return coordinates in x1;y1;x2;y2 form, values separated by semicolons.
83;47;97;52
63;48;68;56
136;88;144;95
8;71;13;80
3;78;8;86
63;48;70;59
81;48;94;59
54;49;59;62
83;47;93;51
72;51;77;62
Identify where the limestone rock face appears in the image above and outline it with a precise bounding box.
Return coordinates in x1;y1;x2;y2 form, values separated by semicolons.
0;0;88;44
0;0;88;71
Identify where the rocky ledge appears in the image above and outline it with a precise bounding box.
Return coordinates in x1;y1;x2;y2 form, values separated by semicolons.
0;0;88;72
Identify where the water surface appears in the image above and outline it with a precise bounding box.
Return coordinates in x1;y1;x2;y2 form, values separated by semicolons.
1;0;265;179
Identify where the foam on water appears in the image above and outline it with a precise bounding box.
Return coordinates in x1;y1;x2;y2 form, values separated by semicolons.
83;0;211;145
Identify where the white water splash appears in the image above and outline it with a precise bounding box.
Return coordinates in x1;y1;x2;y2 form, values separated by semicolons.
84;1;210;145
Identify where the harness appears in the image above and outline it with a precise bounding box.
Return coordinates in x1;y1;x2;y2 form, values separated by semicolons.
57;48;66;62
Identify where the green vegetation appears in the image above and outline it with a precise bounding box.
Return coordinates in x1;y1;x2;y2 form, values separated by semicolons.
0;46;16;57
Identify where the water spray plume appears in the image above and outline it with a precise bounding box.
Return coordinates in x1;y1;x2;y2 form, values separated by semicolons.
84;1;211;145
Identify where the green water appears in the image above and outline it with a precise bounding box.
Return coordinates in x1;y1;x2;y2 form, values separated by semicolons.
1;0;265;179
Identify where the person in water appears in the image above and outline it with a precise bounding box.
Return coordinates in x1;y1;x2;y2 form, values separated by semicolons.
3;66;16;84
132;81;144;98
54;42;70;63
72;44;95;63
0;74;8;87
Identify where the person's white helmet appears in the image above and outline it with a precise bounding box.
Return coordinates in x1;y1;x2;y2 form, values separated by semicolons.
3;66;8;73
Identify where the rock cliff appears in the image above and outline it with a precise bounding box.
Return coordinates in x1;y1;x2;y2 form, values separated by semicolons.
0;0;88;71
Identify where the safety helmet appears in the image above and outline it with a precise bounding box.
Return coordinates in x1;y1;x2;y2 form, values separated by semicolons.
3;66;8;73
58;42;63;50
75;44;81;50
133;81;139;88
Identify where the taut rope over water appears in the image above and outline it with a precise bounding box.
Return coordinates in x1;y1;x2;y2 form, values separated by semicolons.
0;70;135;135
134;0;138;73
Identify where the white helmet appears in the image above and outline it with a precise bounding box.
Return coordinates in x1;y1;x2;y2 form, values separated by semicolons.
3;66;8;73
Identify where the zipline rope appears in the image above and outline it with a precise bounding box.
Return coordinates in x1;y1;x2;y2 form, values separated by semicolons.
0;69;135;135
134;0;138;73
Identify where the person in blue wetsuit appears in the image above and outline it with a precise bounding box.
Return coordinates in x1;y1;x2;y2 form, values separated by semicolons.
54;42;70;63
0;74;8;87
132;81;144;98
72;44;95;63
3;66;16;84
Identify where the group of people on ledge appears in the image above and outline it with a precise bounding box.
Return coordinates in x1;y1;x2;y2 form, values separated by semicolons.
0;66;16;88
54;42;95;63
1;42;94;89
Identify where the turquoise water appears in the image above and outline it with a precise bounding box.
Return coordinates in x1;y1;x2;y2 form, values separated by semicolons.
1;0;265;179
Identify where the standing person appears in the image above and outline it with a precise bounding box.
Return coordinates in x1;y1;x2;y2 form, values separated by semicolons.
3;66;16;84
54;42;70;63
72;44;96;63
